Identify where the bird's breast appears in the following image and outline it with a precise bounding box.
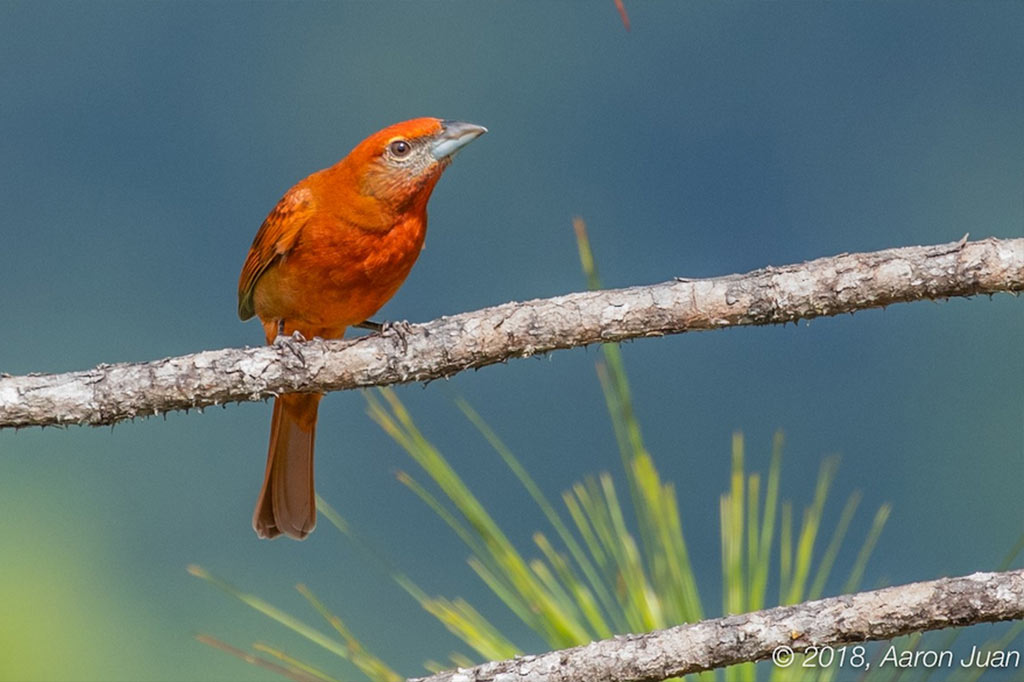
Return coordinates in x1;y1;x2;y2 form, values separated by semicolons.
254;212;428;330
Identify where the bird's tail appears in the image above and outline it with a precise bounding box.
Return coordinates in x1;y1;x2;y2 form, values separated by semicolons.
253;392;321;539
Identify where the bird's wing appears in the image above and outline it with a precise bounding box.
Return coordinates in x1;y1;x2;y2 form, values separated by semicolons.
237;186;316;320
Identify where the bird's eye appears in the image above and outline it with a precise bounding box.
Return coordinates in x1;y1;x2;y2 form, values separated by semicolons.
388;139;412;158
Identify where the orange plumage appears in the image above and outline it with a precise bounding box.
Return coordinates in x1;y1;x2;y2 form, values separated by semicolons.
238;118;486;539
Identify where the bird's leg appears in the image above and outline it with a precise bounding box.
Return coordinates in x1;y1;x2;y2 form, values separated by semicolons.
271;319;307;343
355;319;383;332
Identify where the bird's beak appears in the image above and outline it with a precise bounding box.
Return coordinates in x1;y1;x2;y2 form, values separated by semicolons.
431;120;488;161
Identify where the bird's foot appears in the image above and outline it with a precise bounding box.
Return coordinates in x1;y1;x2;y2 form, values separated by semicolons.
272;330;308;361
357;318;413;353
386;320;414;353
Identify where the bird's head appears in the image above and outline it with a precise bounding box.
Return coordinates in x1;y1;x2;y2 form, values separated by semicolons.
342;117;487;212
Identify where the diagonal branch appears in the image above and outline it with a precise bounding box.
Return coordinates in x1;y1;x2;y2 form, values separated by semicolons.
408;569;1024;682
1;237;1021;429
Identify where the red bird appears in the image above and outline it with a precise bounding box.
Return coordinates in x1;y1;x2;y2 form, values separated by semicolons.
238;118;486;539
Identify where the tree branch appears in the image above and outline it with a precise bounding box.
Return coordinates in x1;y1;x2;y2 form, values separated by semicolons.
1;237;1021;428
409;569;1024;682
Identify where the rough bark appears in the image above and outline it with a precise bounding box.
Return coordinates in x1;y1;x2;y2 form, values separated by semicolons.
408;569;1024;682
1;237;1021;428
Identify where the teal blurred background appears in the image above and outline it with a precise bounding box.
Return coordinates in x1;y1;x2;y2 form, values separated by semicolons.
1;2;1021;680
